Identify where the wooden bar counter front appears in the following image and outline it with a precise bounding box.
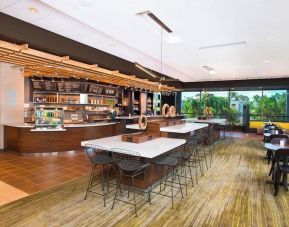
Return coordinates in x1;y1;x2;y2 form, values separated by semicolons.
4;122;124;154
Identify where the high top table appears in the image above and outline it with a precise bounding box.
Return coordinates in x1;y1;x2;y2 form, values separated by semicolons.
160;123;208;139
81;135;185;159
81;135;186;189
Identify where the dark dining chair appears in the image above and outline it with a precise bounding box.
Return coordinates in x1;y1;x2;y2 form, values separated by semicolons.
267;134;288;164
269;138;289;180
273;148;289;196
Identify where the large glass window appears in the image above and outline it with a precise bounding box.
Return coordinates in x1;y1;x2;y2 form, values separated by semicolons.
200;91;229;117
181;92;200;117
230;90;262;120
181;89;288;123
262;90;287;122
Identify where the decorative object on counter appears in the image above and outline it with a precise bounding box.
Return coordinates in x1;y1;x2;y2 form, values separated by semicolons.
138;115;148;130
162;103;170;117
203;106;213;118
121;132;156;143
169;105;176;117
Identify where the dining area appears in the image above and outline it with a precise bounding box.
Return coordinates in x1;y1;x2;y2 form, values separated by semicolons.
80;119;216;216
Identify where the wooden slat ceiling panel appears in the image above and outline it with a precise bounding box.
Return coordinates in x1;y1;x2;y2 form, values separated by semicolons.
0;40;179;91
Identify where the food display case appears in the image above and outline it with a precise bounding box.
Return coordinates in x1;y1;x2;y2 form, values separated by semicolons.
34;106;64;130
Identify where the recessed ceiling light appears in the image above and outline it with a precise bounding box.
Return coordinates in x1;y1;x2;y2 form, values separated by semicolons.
265;37;276;42
166;34;183;44
263;60;270;63
261;72;267;75
78;0;93;7
27;7;39;13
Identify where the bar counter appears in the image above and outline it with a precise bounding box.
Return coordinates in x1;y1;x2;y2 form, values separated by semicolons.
4;122;124;154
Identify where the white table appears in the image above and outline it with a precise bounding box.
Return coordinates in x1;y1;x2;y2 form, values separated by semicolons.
160;123;208;134
81;135;186;159
186;118;227;125
126;124;144;130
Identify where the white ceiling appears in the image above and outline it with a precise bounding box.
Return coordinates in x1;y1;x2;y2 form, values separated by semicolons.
1;0;289;82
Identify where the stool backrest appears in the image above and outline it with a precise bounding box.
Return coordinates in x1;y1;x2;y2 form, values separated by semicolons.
85;144;109;163
275;149;289;167
110;148;140;164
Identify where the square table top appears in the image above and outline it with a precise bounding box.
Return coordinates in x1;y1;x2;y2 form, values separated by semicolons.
81;135;186;159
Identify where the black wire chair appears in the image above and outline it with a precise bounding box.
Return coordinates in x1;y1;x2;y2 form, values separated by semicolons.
273;148;289;196
150;147;184;208
84;144;115;207
110;148;151;217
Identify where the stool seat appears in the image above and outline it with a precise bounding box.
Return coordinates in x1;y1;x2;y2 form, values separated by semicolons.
170;152;190;160
117;160;144;172
154;156;177;167
92;155;114;165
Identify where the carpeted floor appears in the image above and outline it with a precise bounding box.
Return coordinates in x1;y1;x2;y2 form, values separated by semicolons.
0;140;288;226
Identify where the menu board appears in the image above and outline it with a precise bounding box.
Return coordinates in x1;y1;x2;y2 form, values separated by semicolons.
105;88;116;96
88;84;103;95
72;82;81;92
33;81;44;90
44;81;57;91
57;82;65;92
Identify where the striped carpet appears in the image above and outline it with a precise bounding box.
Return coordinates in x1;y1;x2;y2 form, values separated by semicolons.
0;140;288;226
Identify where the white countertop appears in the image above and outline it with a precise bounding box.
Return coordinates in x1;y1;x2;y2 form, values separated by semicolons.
160;123;208;133
3;122;118;128
30;128;67;132
64;122;118;128
3;123;34;128
81;135;186;159
186;118;227;125
116;115;183;120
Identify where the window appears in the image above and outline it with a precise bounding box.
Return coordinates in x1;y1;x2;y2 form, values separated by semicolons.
200;91;229;117
262;90;287;121
181;92;200;117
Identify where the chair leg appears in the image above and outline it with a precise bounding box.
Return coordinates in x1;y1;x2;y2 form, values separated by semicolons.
183;162;188;195
187;161;194;187
171;168;174;208
176;168;184;198
202;146;209;170
112;173;122;209
84;164;96;200
132;177;137;217
274;170;281;196
144;170;151;204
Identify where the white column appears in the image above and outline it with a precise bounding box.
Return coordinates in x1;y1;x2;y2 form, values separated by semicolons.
0;63;24;149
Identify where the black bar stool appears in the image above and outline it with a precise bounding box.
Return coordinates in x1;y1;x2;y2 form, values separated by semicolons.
169;144;194;195
186;131;204;184
84;144;115;207
150;148;184;208
110;148;151;217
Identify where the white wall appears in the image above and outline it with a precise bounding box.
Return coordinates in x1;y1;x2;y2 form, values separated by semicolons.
0;63;24;149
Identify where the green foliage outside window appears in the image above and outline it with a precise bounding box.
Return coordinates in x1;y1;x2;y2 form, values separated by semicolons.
181;90;288;123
